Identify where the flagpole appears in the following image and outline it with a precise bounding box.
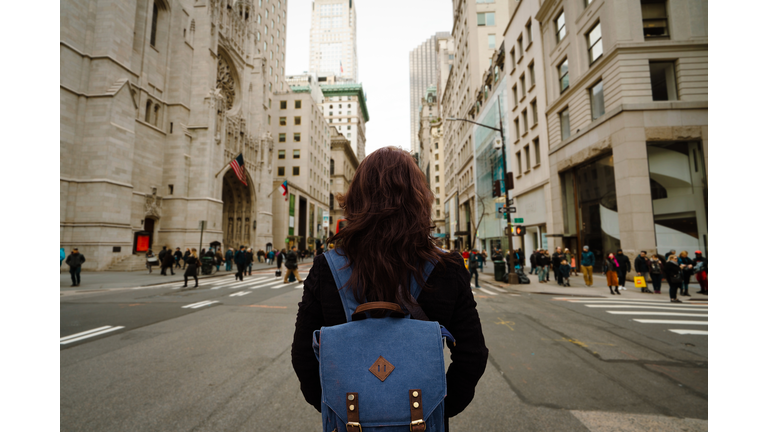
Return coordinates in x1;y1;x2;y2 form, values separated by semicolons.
267;181;288;198
214;161;230;178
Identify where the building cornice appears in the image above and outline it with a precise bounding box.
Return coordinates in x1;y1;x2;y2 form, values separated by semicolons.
535;0;559;23
320;83;370;122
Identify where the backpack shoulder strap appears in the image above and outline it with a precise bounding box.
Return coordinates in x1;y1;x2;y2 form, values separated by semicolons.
323;249;360;322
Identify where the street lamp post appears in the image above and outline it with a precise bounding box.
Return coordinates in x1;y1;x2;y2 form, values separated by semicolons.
447;95;518;283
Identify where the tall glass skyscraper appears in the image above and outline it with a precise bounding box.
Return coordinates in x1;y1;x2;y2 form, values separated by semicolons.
309;0;358;82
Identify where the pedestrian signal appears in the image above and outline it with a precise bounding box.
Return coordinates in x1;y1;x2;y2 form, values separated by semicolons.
514;225;526;236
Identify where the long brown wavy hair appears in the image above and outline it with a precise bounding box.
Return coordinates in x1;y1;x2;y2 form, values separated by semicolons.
328;146;461;305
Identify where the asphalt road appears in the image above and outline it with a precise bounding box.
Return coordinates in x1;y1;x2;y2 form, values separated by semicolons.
60;263;707;431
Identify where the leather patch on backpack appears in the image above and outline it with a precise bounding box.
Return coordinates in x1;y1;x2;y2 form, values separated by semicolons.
369;356;395;382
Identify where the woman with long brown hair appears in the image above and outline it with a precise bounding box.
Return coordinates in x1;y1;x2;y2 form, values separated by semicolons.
291;147;488;428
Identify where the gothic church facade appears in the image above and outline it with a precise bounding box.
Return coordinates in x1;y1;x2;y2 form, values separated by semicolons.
61;0;288;270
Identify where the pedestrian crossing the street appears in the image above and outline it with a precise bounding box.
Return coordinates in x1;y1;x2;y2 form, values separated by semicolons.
60;326;125;345
553;297;708;335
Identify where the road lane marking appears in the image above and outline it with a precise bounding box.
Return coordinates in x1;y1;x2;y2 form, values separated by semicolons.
569;301;707;308
230;291;252;297
633;319;708;325
182;300;219;309
60;326;112;342
272;281;302;289
60;326;125;345
247;305;288;309
607;311;708;317
478;288;498;296
248;280;285;289
586;305;707;311
669;329;708;335
190;301;219;309
295;284;305;289
559;298;697;304
486;286;506;292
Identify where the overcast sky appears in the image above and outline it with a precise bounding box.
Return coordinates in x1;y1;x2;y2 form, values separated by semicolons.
285;0;454;153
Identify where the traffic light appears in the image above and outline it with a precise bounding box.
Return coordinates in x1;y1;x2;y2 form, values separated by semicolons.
492;180;501;197
505;172;514;191
514;225;526;236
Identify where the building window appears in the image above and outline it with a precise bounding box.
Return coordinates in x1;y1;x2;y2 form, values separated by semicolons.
294;133;301;142
477;12;495;26
294;116;301;125
278;150;286;159
560;108;570;140
280;100;287;109
494;65;500;82
590;80;605;120
650;61;678;101
559;59;569;93
268;115;271;125
488;34;496;49
533;138;541;165
279;133;286;143
278;166;285;176
528;62;536;86
150;3;159;47
293;150;301;159
510;48;515;65
512;85;518;107
295;100;302;109
522;109;528;131
524;145;531;171
587;22;603;64
435;165;439;172
516;151;522;174
279;117;286;126
293;167;300;176
531;99;538;125
514;118;520;140
555;11;566;43
517;35;523;54
435;176;440;182
641;0;669;39
435;153;439;160
435;143;439;150
520;74;526;94
525;21;533;46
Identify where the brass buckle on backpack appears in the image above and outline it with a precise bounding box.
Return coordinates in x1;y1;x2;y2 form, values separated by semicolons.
410;420;425;431
346;421;362;432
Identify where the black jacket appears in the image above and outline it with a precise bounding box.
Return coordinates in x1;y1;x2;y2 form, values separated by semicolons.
234;250;247;265
184;255;200;276
162;252;175;267
678;256;694;276
245;251;254;265
65;253;85;269
552;252;564;268
530;253;537;267
616;254;631;273
291;253;488;418
158;249;168;262
173;250;182;260
603;257;620;273
285;250;298;269
663;261;683;284
634;256;649;273
539;255;551;266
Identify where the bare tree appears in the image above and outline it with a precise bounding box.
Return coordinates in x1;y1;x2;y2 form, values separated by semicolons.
469;196;491;250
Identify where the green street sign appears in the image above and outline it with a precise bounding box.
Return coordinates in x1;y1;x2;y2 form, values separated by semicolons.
514;218;524;223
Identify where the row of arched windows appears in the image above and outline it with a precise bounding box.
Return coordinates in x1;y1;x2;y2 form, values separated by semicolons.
144;99;161;127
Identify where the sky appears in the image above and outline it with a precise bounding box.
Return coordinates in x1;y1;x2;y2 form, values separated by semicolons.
285;0;454;153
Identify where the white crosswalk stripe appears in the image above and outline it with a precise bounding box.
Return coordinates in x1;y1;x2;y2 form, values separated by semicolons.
478;288;498;296
250;280;285;289
60;326;125;345
182;300;219;309
230;291;252;297
273;281;302;289
555;298;707;336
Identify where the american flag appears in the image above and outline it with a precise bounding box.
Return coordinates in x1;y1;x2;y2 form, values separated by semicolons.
229;153;247;186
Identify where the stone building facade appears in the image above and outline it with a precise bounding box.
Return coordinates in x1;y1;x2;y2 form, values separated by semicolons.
319;83;369;160
536;0;708;264
270;90;333;252
329;130;358;237
61;0;288;270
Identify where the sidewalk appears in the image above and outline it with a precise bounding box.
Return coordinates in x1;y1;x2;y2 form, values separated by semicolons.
474;266;705;300
60;259;313;291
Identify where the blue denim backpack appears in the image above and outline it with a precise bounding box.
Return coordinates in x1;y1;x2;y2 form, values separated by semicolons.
314;249;453;432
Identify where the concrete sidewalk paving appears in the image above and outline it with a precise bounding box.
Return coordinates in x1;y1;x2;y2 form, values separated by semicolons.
60;259;315;291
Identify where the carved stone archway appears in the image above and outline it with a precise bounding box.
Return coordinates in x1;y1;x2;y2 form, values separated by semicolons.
222;168;252;250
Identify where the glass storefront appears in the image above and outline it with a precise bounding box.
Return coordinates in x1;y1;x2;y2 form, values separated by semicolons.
647;141;708;256
562;154;620;265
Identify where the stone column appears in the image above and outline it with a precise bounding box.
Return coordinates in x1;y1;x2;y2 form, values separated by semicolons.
612;111;656;257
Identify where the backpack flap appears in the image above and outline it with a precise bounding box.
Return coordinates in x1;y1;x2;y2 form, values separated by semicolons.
318;317;447;428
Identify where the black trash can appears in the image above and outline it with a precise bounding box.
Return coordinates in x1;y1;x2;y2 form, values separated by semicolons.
493;260;506;281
